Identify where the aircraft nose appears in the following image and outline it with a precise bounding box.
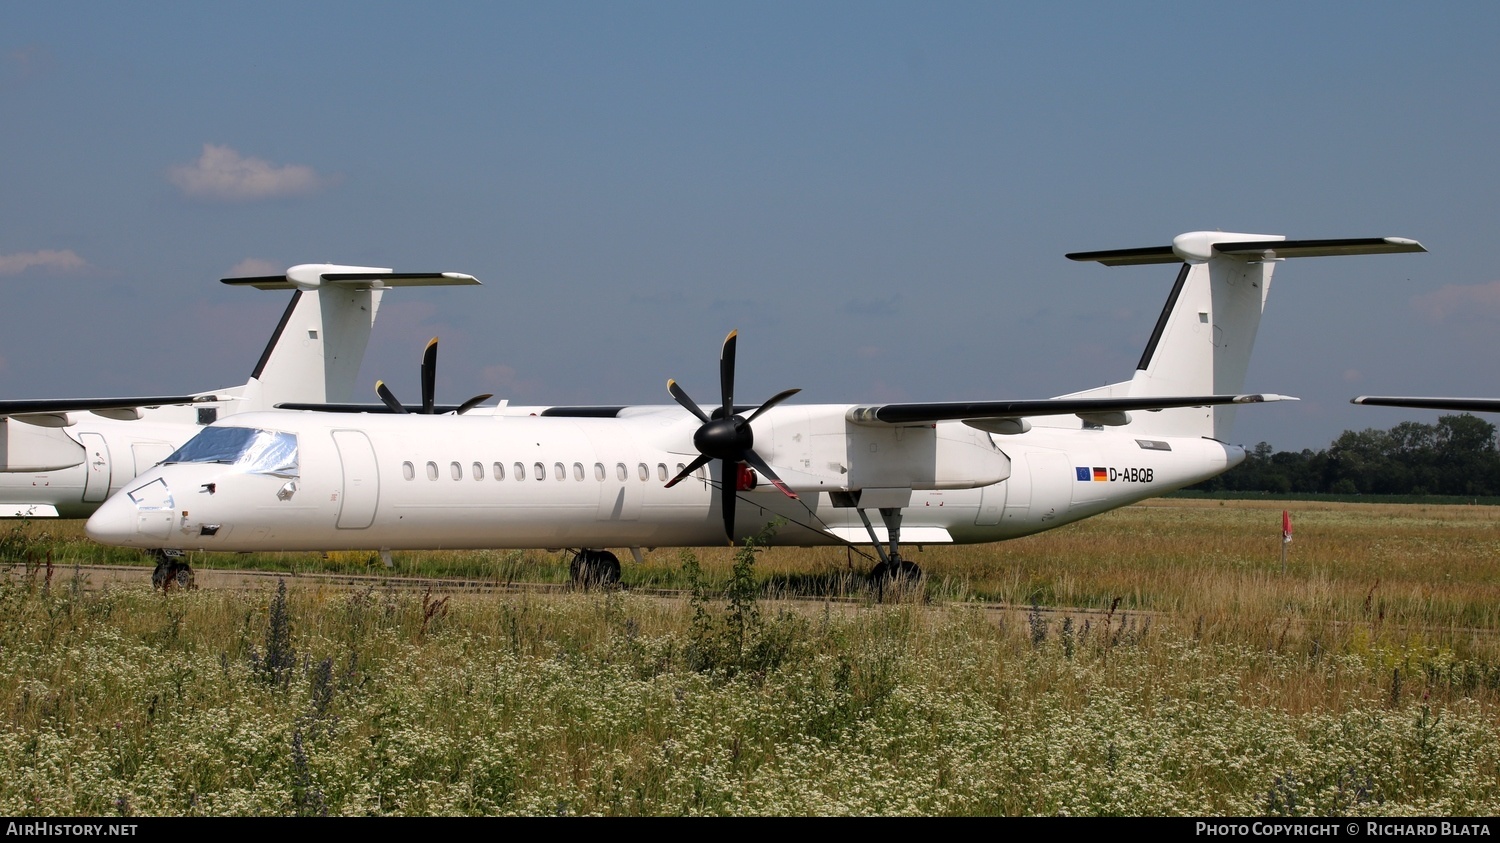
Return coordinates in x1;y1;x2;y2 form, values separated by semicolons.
86;488;151;547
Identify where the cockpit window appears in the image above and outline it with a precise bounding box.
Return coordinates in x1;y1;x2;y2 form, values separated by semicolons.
164;426;299;477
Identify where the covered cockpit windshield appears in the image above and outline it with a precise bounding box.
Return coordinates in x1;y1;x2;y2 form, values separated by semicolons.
164;426;298;477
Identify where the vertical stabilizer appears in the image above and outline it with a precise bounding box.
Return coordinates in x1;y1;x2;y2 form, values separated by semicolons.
1063;233;1425;441
238;286;383;410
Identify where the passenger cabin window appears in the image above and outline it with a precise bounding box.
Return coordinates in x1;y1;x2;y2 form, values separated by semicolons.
164;426;299;478
514;462;525;480
494;462;505;480
554;462;565;481
402;461;415;481
472;462;484;480
451;461;462;481
426;461;439;481
573;462;585;481
534;462;546;480
657;463;668;481
616;463;627;481
638;463;649;482
594;463;605;481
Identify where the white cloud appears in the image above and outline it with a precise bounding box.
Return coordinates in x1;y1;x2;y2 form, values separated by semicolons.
4;45;51;85
1411;281;1500;324
0;250;87;275
168;144;322;201
228;258;281;277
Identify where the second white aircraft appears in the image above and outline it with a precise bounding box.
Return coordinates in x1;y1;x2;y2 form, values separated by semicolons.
85;231;1425;583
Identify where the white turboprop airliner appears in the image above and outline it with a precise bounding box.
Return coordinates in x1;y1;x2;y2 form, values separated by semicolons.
1;265;479;521
85;231;1424;584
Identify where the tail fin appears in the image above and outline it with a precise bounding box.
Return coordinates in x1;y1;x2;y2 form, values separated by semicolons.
1063;233;1424;441
205;265;481;417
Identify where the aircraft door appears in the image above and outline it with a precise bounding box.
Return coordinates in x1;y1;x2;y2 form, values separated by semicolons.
80;432;111;503
332;430;379;529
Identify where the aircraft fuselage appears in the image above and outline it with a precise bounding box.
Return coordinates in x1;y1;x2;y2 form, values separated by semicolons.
85;408;1244;554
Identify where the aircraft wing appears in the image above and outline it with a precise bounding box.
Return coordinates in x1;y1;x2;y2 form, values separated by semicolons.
274;402;493;414
1351;396;1500;413
0;395;218;420
846;393;1296;431
521;394;1296;429
280;390;1293;423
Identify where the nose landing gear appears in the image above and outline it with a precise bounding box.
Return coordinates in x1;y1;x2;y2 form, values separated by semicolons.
149;549;194;591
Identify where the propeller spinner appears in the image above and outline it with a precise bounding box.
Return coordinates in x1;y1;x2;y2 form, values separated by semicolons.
665;330;800;543
375;337;493;415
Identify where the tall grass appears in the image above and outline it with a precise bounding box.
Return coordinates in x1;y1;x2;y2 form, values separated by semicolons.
2;500;1499;815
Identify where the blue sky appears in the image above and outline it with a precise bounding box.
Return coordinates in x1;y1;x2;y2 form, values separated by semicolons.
2;2;1496;452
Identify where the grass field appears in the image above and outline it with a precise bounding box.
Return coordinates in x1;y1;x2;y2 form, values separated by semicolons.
2;498;1498;815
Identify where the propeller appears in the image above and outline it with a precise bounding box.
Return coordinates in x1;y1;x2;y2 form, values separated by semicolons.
664;329;800;543
375;337;493;415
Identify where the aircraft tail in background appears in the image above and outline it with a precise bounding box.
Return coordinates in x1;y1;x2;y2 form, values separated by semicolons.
1060;233;1425;441
206;265;482;417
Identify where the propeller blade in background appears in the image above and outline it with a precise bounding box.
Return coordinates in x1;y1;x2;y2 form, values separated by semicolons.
375;381;409;414
420;337;438;414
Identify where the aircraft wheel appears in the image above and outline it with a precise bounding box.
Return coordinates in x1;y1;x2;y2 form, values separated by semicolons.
150;550;174;591
869;558;923;599
151;559;171;590
868;558;922;581
150;551;195;592
172;563;196;591
570;549;621;589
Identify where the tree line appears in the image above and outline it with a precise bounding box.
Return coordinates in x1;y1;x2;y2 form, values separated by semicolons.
1188;414;1500;496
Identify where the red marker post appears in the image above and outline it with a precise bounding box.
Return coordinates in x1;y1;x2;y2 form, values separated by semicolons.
1281;509;1293;572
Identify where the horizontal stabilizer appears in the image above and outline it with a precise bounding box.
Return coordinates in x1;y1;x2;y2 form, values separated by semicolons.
222;264;480;291
847;393;1296;427
1351;396;1500;413
1067;236;1425;266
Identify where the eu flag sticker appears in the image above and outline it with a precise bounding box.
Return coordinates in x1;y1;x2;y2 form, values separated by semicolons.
1076;467;1090;481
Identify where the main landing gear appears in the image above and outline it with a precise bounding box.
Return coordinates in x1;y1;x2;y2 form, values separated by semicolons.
569;549;621;589
857;506;923;586
149;549;195;592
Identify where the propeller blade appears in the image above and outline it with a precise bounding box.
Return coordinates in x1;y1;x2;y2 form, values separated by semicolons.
672;330;796;544
721;461;736;544
664;454;713;488
454;393;494;415
740;449;797;499
743;387;802;425
375;381;409;414
718;330;737;419
420;337;438;414
668;379;711;424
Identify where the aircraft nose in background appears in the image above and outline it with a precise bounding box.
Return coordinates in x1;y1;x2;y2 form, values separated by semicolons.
85;491;143;547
